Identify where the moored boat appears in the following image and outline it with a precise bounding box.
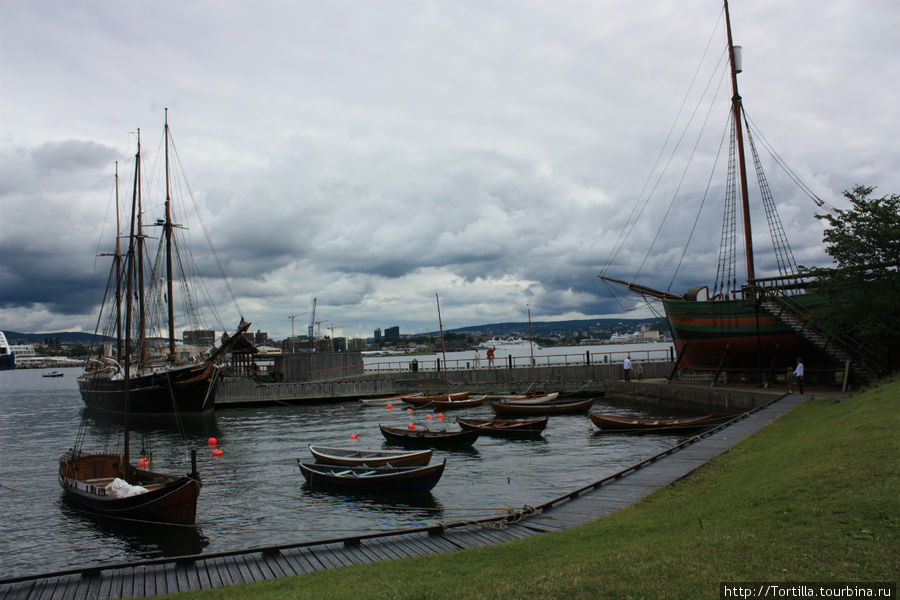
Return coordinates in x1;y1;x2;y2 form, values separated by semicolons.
308;445;432;467
379;424;479;449
590;412;719;433
456;417;548;438
77;110;247;414
359;393;421;406
495;392;559;404
491;397;595;416
59;450;201;525
400;391;472;406
297;460;446;493
42;370;64;378
595;0;881;383
0;331;15;371
427;394;487;410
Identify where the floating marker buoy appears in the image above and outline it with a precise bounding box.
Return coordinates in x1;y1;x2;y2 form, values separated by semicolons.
387;404;393;410
212;448;223;456
208;437;217;446
437;413;444;419
138;458;149;468
340;405;344;409
426;414;433;419
349;433;358;439
406;408;413;413
408;423;416;430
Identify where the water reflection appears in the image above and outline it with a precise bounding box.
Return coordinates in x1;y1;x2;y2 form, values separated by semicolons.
59;498;210;557
301;488;444;519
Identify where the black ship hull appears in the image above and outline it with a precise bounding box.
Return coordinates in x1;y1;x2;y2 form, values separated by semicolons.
78;363;218;413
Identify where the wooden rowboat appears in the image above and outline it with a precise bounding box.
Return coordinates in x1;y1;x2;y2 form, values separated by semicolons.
359;393;421;406
400;391;472;406
494;392;559;404
590;412;718;433
427;394;487;410
491;397;595;416
297;460;446;493
308;445;432;467
456;417;548;438
379;424;479;449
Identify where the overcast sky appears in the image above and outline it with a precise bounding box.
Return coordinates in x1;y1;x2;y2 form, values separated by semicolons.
2;0;898;341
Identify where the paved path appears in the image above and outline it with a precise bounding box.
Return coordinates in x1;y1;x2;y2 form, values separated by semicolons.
0;394;807;599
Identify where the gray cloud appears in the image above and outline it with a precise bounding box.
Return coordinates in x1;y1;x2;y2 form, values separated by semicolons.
1;0;898;339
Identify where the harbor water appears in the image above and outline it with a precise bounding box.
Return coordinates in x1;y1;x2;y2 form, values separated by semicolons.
1;344;686;579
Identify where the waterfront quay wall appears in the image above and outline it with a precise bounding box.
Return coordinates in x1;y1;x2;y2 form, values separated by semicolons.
216;361;672;407
604;380;782;413
216;360;781;414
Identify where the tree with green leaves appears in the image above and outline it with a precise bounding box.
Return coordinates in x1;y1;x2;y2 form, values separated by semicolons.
803;185;900;372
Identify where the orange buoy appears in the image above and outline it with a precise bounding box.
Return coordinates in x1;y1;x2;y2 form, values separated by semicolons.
406;408;413;413
349;433;358;439
212;448;224;456
340;405;345;409
387;404;393;410
437;413;444;419
426;414;433;419
138;458;149;468
207;437;217;446
408;423;416;430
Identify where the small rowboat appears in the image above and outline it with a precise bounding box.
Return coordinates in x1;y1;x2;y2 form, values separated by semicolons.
297;460;446;492
308;445;432;467
590;412;717;433
427;394;487;410
359;393;421;406
379;424;479;449
491;397;595;416
456;417;548;438
401;391;472;406
494;392;559;404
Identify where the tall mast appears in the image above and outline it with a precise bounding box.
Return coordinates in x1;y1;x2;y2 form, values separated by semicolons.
164;108;177;361
136;129;147;366
527;305;536;391
724;0;755;285
114;162;123;361
123;137;143;469
435;293;449;386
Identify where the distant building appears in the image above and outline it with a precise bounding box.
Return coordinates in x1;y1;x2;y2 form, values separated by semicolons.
385;326;400;340
374;328;382;343
254;330;268;346
184;329;216;347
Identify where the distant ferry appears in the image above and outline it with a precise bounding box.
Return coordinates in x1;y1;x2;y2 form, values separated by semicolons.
477;336;539;350
0;331;15;370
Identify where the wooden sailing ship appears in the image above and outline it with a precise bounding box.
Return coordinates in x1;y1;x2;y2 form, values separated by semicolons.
598;1;881;384
78;111;248;413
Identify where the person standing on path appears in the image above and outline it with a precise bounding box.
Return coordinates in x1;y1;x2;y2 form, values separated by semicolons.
623;355;632;382
793;357;805;394
474;349;481;368
486;346;495;367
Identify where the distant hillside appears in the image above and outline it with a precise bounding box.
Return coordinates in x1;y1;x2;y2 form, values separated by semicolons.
425;317;667;339
1;331;108;345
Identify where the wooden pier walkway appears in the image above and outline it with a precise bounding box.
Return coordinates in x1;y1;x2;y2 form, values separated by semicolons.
0;393;807;599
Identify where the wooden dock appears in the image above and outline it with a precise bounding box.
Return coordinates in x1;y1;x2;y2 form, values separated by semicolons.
0;393;807;599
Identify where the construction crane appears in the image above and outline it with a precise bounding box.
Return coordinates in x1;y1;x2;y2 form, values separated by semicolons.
308;298;317;351
288;312;306;353
328;324;349;352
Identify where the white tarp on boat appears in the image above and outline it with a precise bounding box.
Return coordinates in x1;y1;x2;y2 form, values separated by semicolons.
105;478;149;498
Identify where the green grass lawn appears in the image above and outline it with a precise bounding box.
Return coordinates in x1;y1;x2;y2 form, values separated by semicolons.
167;381;898;599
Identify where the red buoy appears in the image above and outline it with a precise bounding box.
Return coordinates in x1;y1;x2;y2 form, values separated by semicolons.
212;448;223;456
437;413;444;419
426;414;433;419
406;408;413;413
349;433;358;439
138;458;149;468
207;437;217;446
408;423;416;430
387;404;393;410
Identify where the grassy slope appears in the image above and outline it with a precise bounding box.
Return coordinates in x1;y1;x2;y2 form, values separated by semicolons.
170;381;898;599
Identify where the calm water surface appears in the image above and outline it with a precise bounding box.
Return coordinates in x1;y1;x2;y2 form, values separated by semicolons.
0;360;687;578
